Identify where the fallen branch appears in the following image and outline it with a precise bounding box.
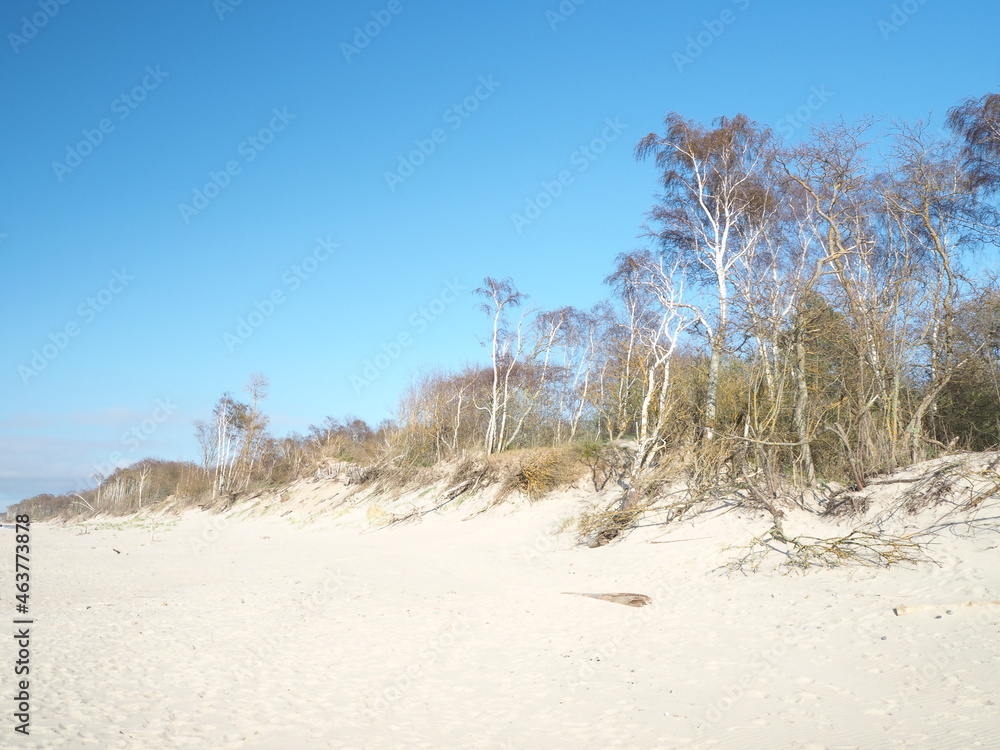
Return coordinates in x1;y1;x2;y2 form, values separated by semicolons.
70;492;96;514
894;600;1000;616
648;536;713;544
374;478;479;530
726;515;934;573
562;592;652;607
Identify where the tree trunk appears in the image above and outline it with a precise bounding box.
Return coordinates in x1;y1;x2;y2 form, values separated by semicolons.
905;374;954;462
792;337;815;486
704;343;720;441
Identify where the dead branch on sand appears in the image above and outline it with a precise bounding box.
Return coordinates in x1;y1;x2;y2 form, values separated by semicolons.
725;514;935;574
894;600;1000;616
371;477;481;530
562;592;653;607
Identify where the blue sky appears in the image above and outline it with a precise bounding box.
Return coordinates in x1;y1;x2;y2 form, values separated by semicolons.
2;0;998;508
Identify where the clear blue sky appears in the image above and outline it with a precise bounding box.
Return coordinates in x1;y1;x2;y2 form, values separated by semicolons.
2;0;998;508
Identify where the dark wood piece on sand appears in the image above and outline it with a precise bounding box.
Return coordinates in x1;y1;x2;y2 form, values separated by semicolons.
562;592;652;607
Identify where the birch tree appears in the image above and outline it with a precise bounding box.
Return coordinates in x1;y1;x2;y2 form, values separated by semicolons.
476;277;525;454
781;121;903;470
606;250;695;509
948;91;1000;193
636;113;776;440
883;124;991;458
235;373;270;488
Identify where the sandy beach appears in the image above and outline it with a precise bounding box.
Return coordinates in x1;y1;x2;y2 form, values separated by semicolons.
4;474;999;750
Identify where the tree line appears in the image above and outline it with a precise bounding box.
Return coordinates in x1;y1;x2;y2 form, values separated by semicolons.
395;93;1000;496
8;92;1000;519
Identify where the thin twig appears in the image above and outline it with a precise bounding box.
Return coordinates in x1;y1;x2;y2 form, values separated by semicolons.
648;536;713;544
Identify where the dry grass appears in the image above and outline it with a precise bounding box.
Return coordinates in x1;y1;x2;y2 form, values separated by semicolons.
358;457;443;495
576;507;644;547
494;446;585;503
446;455;501;490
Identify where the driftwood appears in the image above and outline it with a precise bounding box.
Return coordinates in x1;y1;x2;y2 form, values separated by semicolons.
441;478;474;502
562;592;652;607
894;600;1000;616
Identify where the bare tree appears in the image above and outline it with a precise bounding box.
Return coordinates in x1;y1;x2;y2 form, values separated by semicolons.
947;92;1000;193
883;123;988;458
193;420;213;475
781;120;902;472
236;373;271;488
606;250;696;508
637;113;776;440
475;277;526;454
394;366;491;460
551;306;601;442
136;462;151;508
210;392;248;495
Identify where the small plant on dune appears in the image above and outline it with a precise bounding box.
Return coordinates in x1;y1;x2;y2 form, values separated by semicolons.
496;447;580;503
448;456;499;490
576;506;645;547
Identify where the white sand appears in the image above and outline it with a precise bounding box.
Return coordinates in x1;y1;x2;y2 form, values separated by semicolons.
4;477;1000;749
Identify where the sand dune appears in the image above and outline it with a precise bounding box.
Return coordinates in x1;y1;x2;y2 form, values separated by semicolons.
4;468;1000;749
